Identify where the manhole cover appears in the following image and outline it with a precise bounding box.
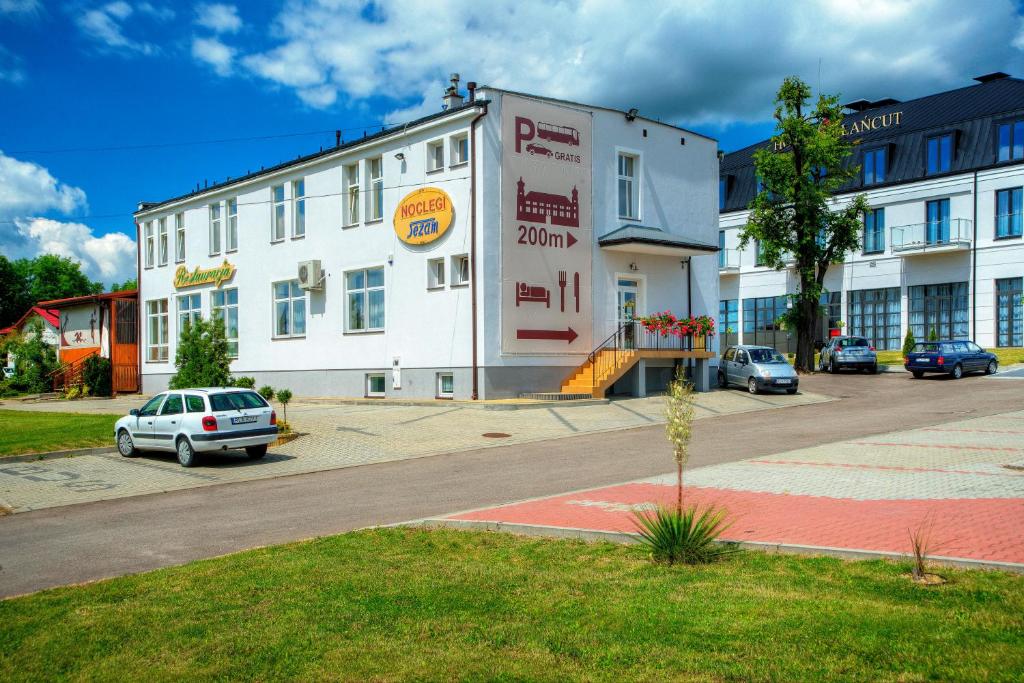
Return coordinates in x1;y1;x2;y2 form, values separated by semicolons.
482;432;511;439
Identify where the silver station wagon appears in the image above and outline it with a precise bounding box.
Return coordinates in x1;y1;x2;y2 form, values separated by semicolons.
718;345;800;394
114;388;279;467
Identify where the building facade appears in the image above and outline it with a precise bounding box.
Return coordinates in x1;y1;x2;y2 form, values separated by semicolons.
135;81;720;399
718;73;1024;354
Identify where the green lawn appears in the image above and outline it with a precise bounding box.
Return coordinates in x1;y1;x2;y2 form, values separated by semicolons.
0;410;117;456
784;347;1024;369
1;529;1021;681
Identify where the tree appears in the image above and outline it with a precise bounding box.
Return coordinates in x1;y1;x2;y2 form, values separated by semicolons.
168;317;232;389
21;254;103;303
276;388;293;424
4;319;59;393
110;278;138;292
0;255;32;328
741;77;869;372
665;371;695;512
902;328;917;357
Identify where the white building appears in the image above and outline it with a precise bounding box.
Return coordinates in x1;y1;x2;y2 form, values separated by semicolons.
135;78;720;399
718;73;1024;353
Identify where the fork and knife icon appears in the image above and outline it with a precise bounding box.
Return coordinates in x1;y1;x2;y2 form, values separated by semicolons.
557;271;579;313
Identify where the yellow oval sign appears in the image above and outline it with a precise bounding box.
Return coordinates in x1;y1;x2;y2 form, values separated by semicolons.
393;187;453;245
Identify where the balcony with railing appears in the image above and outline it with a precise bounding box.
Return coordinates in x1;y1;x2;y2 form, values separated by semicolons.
718;248;740;273
891;218;972;254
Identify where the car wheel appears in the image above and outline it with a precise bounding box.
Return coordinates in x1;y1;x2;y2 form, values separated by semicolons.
829;358;838;374
718;371;728;389
747;377;758;394
176;436;199;467
912;371;924;379
951;364;963;380
245;445;268;459
986;360;998;375
117;429;138;457
786;388;797;395
868;364;878;375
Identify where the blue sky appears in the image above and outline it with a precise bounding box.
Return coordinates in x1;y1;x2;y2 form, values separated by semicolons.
1;0;1023;285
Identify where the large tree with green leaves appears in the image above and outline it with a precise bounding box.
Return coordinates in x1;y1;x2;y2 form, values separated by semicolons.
740;77;870;372
0;255;104;327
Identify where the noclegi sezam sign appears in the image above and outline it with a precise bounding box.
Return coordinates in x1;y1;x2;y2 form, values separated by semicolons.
393;187;454;245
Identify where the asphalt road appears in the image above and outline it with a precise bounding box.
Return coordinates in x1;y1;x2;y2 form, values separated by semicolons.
2;371;1021;598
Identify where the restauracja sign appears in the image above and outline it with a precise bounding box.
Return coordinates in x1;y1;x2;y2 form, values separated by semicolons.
174;260;236;289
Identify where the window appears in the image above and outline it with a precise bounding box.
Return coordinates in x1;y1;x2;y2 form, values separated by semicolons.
718;230;726;267
718;299;738;336
617;153;638;219
177;293;201;337
344;163;360;226
292;179;305;238
755;175;765;195
209;202;222;255
427;140;444;171
863;147;886;185
174;212;185;262
997;120;1024;162
146;299;168;362
742;295;789;347
996;277;1023;347
909;282;969;341
366;373;385;397
346;267;385;332
996;187;1023;238
820;291;842;341
755;240;768;267
226;198;238;251
210;391;268;411
273;280;306;338
144;221;154;268
927;134;953;174
160;394;183;415
848;288;900;351
451;134;469;165
863;208;885;254
185;395;206;413
272;184;286;241
138;395;164;417
211;287;239;358
369;157;383;221
926;199;950;245
719;177;727;211
427;257;445;289
157;217;168;266
452;254;470;286
437;372;454;398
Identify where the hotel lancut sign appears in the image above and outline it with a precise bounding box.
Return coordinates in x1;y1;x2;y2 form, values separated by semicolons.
773;111;904;151
174;260;236;289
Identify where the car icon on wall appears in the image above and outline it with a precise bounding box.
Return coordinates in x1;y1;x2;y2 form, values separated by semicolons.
525;143;554;157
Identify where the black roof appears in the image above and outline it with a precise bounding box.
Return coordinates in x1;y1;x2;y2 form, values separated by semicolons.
136;100;489;216
720;76;1024;213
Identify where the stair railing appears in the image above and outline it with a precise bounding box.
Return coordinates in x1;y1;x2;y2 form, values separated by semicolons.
586;320;710;390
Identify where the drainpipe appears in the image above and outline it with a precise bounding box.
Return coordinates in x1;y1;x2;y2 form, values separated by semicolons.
135;219;142;393
971;170;978;340
469;102;488;400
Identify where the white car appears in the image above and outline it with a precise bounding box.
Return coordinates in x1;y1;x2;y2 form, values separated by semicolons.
114;388;279;467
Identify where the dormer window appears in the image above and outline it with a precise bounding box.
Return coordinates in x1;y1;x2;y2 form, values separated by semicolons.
863;147;886;185
719;177;727;210
927;134;953;174
997;120;1024;162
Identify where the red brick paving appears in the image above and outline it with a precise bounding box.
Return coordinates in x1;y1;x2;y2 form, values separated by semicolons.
449;483;1024;564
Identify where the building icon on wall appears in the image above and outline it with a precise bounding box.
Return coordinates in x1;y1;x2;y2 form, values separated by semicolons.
516;177;579;228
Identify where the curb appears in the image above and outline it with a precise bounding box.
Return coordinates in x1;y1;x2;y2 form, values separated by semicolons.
293;397;610;410
408;518;1024;574
0;446;118;464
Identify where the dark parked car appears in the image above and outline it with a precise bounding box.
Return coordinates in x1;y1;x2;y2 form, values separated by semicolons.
525;143;554;157
904;340;998;379
819;335;878;374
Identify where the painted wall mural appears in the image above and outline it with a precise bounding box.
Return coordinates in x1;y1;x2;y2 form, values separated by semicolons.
59;305;102;349
501;95;593;354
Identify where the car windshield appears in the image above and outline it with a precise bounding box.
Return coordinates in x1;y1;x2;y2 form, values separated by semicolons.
748;349;787;363
209;391;268;411
842;337;869;347
912;343;940;353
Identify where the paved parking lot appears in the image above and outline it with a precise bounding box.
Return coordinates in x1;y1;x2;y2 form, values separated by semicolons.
0;389;829;513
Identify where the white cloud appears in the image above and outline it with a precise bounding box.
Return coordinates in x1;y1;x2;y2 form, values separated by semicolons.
195;2;241;33
74;1;174;56
0;151;88;220
192;36;234;75
0;44;25;83
231;0;1024;126
12;218;136;283
0;0;41;15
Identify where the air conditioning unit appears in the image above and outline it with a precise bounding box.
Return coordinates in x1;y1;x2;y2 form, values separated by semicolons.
297;260;323;290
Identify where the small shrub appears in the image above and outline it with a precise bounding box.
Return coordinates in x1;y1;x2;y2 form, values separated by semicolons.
902;327;917;357
276;420;292;434
633;504;736;565
233;376;256;389
258;385;275;401
169;317;232;389
82;355;112;397
65;385;81;400
927;327;939;342
276;388;293;423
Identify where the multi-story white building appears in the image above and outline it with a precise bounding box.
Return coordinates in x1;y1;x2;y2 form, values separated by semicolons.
135;78;720;399
718;73;1024;354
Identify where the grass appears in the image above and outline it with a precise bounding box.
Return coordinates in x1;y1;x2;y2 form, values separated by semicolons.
0;410;117;456
784;347;1024;369
1;528;1021;681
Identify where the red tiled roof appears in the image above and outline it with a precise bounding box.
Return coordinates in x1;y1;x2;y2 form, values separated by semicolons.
2;306;60;333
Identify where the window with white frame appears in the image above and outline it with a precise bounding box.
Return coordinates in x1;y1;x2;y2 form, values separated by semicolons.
427;140;444;171
436;372;454;398
177;293;201;337
451;134;469;166
427;257;445;289
272;184;286;241
366;373;386;397
272;280;306;337
211;287;239;358
617;153;639;219
451;254;470;286
146;299;168;362
346;267;385;331
174;212;185;262
209;202;222;255
144;221;154;268
368;157;383;220
158;217;168;266
344;163;360;226
292;179;305;237
226;198;238;251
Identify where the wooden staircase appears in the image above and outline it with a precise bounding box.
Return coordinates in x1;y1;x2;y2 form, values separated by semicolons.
561;348;639;398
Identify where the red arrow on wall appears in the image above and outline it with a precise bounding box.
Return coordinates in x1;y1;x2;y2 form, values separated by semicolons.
517;327;578;343
566;232;577;248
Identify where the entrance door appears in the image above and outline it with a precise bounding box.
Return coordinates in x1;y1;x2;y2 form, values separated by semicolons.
617;278;640;348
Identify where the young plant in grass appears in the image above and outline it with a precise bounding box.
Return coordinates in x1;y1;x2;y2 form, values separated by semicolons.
276;388;292;424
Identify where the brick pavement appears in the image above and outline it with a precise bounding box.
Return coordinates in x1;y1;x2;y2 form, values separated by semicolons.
439;410;1024;566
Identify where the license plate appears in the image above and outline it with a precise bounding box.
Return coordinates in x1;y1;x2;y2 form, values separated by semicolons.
231;415;258;425
776;379;792;385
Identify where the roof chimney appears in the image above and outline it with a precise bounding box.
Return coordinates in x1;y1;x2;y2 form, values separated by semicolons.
467;81;477;102
442;72;463;110
974;71;1010;83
